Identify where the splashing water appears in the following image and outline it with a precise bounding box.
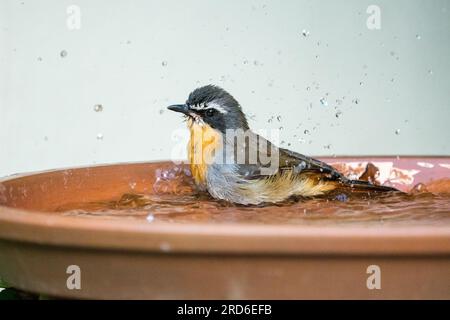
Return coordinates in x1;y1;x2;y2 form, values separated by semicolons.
56;164;450;227
93;104;103;112
60;188;450;226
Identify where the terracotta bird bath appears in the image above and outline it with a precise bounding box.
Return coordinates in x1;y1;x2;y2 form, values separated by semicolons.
0;157;449;299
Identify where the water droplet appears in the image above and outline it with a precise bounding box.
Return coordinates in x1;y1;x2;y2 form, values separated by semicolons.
253;60;260;66
96;133;104;140
353;98;360;104
161;61;168;67
303;129;310;135
359;81;364;86
243;59;249;65
335;110;342;118
301;29;310;37
159;109;164;115
411;183;428;194
428;69;433;75
267;116;274;123
93;104;103;112
335;194;349;202
306;86;311;91
294;161;307;173
320;98;328;106
37;57;43;62
276;115;282;122
279;126;284;131
323;144;331;149
160;242;171;252
416;34;421;40
60;50;67;58
146;214;155;223
395;129;400;135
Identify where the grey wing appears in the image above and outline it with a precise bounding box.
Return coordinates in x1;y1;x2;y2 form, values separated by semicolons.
278;148;344;180
231;131;344;181
229;130;279;179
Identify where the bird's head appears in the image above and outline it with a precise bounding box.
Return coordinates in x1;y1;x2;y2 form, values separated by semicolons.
167;85;249;132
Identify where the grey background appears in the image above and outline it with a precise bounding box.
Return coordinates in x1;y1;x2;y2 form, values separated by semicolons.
1;0;449;177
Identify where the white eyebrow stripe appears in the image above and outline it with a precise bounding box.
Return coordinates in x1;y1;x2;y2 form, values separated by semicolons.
207;104;228;114
188;102;228;114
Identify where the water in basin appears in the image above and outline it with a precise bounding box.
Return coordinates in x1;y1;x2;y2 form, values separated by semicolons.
56;163;450;227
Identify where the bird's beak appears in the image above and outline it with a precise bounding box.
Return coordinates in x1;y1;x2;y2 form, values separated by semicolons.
167;104;190;115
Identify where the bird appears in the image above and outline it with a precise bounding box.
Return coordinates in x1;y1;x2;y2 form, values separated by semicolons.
168;85;398;205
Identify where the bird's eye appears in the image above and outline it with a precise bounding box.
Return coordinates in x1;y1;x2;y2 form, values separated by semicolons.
205;108;216;117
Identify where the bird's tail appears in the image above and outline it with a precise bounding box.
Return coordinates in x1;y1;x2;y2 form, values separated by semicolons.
343;179;400;194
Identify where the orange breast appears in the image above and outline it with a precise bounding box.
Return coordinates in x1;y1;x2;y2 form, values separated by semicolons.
187;120;221;186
